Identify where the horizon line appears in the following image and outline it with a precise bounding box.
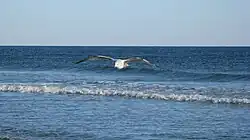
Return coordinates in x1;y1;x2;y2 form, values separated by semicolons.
0;44;250;47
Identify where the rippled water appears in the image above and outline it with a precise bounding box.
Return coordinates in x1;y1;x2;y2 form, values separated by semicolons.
0;46;250;139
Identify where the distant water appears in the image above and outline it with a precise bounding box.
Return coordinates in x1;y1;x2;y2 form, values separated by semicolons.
0;46;250;140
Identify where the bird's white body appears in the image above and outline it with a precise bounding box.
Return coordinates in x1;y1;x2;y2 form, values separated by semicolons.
114;59;129;69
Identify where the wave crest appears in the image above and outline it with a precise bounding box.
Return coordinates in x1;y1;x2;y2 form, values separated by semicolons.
0;84;249;104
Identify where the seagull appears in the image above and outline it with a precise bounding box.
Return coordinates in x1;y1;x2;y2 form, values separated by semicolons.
74;55;153;69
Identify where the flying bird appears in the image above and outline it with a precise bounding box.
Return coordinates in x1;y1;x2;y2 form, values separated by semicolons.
74;55;153;69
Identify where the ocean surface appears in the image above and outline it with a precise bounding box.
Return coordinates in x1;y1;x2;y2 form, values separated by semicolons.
0;46;249;140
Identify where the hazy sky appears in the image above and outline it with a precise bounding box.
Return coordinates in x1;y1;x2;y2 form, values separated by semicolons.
0;0;249;46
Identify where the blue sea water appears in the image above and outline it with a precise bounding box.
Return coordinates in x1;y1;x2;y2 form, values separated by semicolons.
0;46;250;140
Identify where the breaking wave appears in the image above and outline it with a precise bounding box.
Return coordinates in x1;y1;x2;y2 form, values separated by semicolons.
0;84;249;104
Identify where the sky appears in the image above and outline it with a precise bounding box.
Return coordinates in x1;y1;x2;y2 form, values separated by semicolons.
0;0;249;46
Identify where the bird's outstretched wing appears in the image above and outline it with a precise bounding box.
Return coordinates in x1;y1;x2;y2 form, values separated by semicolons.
74;55;115;64
125;57;153;66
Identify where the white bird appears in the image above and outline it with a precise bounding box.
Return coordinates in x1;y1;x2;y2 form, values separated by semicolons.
74;55;153;69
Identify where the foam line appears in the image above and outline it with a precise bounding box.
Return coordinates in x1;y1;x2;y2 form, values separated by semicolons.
0;84;249;104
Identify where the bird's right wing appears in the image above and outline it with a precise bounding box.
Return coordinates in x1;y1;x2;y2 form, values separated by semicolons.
74;55;115;64
125;57;153;66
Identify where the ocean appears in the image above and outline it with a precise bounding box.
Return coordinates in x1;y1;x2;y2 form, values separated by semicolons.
0;46;249;140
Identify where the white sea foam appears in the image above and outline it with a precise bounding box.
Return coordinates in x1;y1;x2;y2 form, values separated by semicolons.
0;84;249;104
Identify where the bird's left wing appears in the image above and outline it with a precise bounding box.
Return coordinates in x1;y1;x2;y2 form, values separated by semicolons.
74;55;115;64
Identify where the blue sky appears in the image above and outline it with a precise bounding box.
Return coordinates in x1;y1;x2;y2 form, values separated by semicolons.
0;0;249;46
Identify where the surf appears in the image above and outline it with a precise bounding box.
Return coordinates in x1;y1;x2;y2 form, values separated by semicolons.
0;83;249;104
